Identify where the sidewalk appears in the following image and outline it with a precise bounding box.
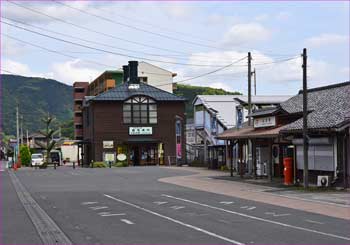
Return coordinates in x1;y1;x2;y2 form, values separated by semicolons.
159;166;350;220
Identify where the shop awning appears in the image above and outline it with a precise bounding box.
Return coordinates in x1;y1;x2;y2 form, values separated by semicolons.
217;125;287;140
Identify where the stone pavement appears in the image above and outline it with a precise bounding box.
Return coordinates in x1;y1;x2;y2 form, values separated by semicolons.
159;166;350;220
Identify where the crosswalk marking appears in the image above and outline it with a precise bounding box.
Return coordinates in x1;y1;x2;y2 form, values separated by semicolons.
170;206;185;210
81;202;98;205
121;219;134;224
220;201;234;205
153;201;168;205
90;206;108;210
265;212;290;217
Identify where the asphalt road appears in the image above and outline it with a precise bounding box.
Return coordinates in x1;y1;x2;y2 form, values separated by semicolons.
1;164;350;244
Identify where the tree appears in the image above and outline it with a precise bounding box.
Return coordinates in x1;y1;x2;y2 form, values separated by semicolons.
36;114;61;168
19;144;31;166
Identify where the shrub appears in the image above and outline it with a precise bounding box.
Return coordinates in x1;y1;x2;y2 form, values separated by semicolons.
220;165;229;171
93;162;107;168
113;161;128;167
189;159;206;167
20;145;31;166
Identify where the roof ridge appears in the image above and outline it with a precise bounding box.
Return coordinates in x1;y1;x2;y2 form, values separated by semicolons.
298;81;350;94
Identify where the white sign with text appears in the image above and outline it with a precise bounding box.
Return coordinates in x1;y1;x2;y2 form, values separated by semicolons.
129;127;153;135
254;116;276;128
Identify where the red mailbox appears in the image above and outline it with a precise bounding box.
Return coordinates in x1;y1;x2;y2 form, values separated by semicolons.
283;157;293;185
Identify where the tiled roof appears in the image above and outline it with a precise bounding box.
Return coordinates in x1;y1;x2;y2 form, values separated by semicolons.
90;82;186;102
194;95;289;129
282;81;350;131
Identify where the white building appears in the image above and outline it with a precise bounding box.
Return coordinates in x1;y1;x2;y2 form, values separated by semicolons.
138;62;177;93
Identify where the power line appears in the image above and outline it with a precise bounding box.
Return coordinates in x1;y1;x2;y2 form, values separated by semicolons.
2;20;237;68
53;0;221;50
2;33;116;69
7;1;199;56
157;56;247;87
3;16;230;62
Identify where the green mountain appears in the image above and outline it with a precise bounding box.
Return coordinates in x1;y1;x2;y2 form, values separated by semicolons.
1;75;240;138
173;84;241;119
1;74;73;137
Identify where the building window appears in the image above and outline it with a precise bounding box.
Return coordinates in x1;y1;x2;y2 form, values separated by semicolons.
123;96;157;124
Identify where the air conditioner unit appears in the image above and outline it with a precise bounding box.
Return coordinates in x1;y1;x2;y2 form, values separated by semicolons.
317;176;329;187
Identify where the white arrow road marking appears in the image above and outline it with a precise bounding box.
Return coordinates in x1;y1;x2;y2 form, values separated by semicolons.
161;194;350;242
265;212;290;217
101;213;126;217
81;202;98;205
153;201;168;205
305;219;324;225
170;206;185;210
104;194;243;245
220;201;234;205
90;206;108;210
121;219;134;224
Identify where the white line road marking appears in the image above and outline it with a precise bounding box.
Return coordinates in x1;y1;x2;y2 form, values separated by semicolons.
101;213;126;217
240;206;256;210
98;212;111;215
220;201;234;205
246;207;256;210
120;219;134;224
104;194;243;245
153;201;168;205
81;202;98;205
265;212;290;217
90;206;108;210
305;219;324;225
170;206;185;210
161;194;350;242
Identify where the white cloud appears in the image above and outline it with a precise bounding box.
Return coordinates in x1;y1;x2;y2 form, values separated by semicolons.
2;1;93;24
221;23;271;47
305;34;349;48
2;59;52;78
51;59;101;85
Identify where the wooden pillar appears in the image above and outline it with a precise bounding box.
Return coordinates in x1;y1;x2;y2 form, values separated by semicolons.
230;140;233;177
268;139;273;182
240;140;244;178
252;139;257;179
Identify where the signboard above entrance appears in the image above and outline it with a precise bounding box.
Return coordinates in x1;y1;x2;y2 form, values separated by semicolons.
254;116;276;128
129;127;153;135
103;141;114;148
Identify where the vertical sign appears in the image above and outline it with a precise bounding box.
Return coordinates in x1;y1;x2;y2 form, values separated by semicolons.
176;120;182;159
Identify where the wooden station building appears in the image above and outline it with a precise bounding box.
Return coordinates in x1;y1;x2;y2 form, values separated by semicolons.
80;61;186;166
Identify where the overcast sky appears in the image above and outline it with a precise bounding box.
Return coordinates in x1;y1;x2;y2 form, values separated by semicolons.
1;1;349;95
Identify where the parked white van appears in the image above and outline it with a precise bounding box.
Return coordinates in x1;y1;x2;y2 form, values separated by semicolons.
31;153;44;167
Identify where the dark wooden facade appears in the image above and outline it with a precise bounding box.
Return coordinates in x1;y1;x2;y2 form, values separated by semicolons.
82;100;186;166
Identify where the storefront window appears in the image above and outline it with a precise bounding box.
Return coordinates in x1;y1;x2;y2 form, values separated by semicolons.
123;96;157;124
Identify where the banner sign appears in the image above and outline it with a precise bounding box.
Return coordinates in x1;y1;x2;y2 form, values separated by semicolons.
103;141;114;149
254;116;276;128
129;127;152;135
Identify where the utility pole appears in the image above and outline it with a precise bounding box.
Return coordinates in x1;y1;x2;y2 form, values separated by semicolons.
253;68;257;95
248;52;252;126
302;48;309;189
26;130;29;147
16;105;19;161
20;115;23;145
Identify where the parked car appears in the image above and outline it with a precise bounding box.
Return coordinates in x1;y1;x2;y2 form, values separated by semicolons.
31;153;44;167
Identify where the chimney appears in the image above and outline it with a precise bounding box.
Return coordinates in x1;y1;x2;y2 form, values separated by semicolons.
128;61;139;84
122;65;129;83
